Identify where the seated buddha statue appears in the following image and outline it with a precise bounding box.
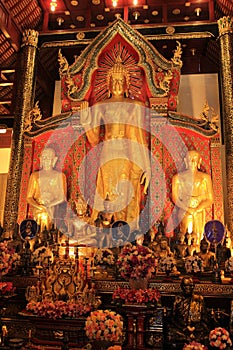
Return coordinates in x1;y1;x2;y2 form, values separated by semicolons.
71;195;97;246
197;237;215;271
154;236;173;260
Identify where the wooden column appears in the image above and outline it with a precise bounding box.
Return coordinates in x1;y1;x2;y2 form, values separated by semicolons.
3;29;38;237
217;17;233;234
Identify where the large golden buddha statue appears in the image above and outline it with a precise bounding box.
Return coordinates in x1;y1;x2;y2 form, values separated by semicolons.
172;150;214;245
27;147;67;230
80;56;151;231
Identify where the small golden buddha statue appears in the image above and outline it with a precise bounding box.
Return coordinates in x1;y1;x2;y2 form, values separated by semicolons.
172;150;214;246
27;147;67;231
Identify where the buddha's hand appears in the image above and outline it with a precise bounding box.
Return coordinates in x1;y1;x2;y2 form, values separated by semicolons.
140;169;151;194
80;101;89;110
36;203;47;212
80;100;90;125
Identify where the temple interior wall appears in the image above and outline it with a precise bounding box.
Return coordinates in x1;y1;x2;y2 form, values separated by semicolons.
177;73;220;118
1;74;225;227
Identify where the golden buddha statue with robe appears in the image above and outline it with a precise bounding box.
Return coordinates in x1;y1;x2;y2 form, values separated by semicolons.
80;56;151;231
27;147;67;230
172;150;214;245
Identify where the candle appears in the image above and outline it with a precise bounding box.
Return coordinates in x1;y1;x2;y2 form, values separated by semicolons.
29;329;32;339
2;325;7;337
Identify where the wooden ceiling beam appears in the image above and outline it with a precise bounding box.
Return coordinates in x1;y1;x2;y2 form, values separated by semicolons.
0;99;12;104
0;1;21;52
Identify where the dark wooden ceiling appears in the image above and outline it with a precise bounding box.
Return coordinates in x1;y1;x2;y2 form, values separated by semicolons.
0;0;233;128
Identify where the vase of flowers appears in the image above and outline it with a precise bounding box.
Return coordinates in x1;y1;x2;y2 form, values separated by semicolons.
159;256;177;276
85;309;123;349
0;241;21;276
185;255;203;275
116;243;157;288
94;249;115;267
209;327;232;349
183;341;207;350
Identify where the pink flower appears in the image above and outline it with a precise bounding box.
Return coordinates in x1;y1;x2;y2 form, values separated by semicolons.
112;287;160;305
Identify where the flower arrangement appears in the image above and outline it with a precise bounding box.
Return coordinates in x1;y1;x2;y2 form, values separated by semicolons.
183;341;207;350
0;282;15;296
85;309;123;342
117;243;157;280
225;257;233;273
94;248;115;266
32;246;53;267
0;241;21;276
26;300;92;319
209;327;232;349
185;255;203;274
159;256;177;273
112;287;160;305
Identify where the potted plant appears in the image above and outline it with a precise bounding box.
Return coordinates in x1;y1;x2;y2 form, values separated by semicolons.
0;241;21;277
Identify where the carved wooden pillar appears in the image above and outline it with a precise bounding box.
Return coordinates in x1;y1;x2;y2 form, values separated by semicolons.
3;29;38;237
218;16;233;233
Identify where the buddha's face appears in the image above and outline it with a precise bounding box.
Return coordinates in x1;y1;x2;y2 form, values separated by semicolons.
109;72;126;97
185;151;201;172
41;148;56;171
181;277;194;296
160;239;168;250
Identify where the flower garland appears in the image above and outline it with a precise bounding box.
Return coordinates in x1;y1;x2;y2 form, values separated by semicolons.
26;300;92;319
112;287;160;305
0;241;21;276
94;248;115;266
209;327;232;349
183;341;207;350
185;255;203;274
117;243;157;280
85;309;123;342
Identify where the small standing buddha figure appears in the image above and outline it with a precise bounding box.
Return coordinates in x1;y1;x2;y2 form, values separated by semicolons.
95;195;116;248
